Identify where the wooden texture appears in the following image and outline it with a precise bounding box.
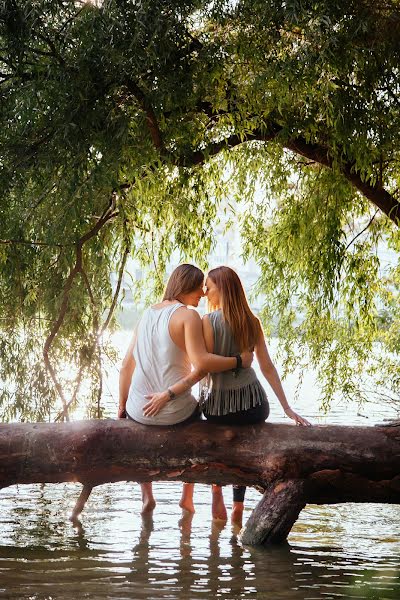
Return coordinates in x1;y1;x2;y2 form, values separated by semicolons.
1;419;399;545
240;480;307;545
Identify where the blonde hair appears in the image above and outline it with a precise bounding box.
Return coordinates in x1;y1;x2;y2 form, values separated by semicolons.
207;266;260;351
163;264;204;301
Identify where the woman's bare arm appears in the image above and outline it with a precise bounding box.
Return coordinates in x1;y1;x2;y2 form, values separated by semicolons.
255;326;311;426
183;310;252;372
118;332;136;418
142;368;205;417
143;313;250;417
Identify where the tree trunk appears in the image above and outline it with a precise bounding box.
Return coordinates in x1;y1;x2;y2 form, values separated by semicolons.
240;480;307;545
1;419;399;545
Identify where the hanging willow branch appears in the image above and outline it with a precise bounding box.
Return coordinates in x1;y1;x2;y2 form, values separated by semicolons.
43;197;119;422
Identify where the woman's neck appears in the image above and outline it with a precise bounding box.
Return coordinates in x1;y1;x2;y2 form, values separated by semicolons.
152;299;186;309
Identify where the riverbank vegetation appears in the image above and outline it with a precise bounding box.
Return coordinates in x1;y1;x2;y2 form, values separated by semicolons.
0;0;399;421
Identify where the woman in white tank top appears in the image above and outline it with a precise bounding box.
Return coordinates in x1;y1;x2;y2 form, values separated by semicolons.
126;301;198;426
118;264;253;515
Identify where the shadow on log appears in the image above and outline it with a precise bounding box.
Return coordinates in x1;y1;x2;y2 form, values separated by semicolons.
1;419;399;546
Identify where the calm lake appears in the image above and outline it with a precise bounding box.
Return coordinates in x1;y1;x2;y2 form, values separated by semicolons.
1;332;399;599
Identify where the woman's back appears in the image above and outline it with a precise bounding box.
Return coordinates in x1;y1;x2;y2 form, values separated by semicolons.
201;309;265;416
126;303;197;425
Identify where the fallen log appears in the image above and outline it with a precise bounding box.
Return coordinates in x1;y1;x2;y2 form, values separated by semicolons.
1;419;399;545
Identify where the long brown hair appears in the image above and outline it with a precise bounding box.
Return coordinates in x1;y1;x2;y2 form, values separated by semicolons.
207;266;260;351
163;264;204;301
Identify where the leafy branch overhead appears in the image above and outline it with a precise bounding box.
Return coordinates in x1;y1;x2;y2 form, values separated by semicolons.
0;0;399;419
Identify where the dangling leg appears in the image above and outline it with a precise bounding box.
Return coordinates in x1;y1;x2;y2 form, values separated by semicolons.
179;483;195;513
70;484;93;521
231;485;246;527
141;482;156;514
212;484;227;520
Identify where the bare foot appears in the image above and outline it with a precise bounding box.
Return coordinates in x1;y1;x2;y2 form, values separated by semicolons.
179;483;195;513
141;482;156;515
179;484;195;513
231;501;244;528
179;511;194;536
141;497;156;514
212;485;227;521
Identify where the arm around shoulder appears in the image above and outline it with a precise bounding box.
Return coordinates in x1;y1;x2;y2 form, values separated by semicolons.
183;310;237;372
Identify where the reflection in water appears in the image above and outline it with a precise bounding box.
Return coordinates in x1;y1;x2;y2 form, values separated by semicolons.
0;482;400;599
128;514;154;588
1;332;400;598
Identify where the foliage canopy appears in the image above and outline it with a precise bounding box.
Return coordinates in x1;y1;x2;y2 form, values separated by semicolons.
1;0;399;420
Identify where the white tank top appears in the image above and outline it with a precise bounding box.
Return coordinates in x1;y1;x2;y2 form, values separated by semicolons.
126;302;198;425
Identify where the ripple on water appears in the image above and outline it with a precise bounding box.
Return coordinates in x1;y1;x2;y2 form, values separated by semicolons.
0;482;399;599
2;334;400;598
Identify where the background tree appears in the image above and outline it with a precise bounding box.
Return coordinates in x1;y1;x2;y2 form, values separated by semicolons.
0;0;399;421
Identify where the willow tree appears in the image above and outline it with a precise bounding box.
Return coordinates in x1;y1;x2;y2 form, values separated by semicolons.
1;0;399;421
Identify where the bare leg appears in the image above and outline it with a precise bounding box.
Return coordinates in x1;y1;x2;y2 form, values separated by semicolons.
141;482;156;514
231;501;244;528
70;484;93;521
179;483;195;513
179;511;194;558
212;484;227;520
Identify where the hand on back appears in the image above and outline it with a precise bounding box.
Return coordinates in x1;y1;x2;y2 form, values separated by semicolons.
143;392;170;417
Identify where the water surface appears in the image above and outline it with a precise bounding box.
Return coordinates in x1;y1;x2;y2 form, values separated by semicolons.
1;334;399;599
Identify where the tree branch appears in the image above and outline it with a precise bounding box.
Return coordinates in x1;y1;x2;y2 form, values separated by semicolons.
43;199;118;421
100;238;130;335
285;136;400;225
43;245;82;421
123;80;164;150
345;210;379;250
172;120;400;226
35;26;66;67
57;7;87;36
172;125;282;167
54;265;99;423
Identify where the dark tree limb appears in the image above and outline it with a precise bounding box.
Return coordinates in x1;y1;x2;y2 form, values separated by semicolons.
240;480;307;545
124;80;164;150
100;236;130;335
1;420;399;545
177;126;400;226
285;136;400;225
345;210;379;250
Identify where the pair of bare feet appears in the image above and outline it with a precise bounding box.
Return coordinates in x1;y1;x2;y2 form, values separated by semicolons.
141;482;244;527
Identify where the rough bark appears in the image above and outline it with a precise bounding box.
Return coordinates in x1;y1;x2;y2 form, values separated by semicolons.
1;419;399;545
240;480;307;545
